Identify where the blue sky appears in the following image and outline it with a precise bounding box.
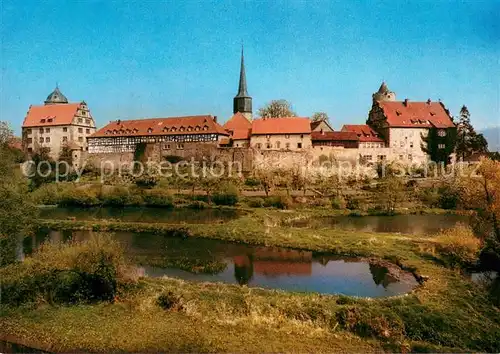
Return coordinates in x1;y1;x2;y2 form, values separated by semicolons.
1;0;499;135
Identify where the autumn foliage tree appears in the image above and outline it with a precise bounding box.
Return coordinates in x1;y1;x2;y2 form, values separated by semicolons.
458;158;500;265
257;100;296;118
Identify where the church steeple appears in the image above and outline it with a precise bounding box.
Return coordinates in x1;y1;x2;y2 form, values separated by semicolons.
233;46;252;120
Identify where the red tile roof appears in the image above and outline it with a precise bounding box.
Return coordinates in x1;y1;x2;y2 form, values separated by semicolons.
251;117;311;135
311;131;358;141
90;115;229;138
223;112;251;140
378;100;455;128
341;124;385;142
22;103;82;127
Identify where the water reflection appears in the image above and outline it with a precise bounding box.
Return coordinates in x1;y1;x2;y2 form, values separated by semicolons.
289;214;469;235
24;229;418;297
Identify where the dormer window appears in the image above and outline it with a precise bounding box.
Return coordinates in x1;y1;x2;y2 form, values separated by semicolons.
171;127;177;132
147;128;153;133
195;126;201;131
179;126;185;132
105;130;111;135
187;126;192;132
430;112;436;116
203;125;208;131
133;128;139;134
163;127;169;133
40;119;46;123
48;118;53;123
396;110;402;116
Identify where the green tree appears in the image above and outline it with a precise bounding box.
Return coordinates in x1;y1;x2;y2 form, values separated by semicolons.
311;112;329;122
257;100;296;118
456;105;488;160
0;121;38;266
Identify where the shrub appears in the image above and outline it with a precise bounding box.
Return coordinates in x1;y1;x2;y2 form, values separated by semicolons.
143;188;174;207
438;185;460;209
157;291;183;311
264;195;293;209
345;195;360;210
331;196;346;209
0;233;131;306
247;197;264;208
187;200;209;209
418;187;440;208
244;177;261;187
101;186;142;206
212;183;239;206
59;187;101;207
433;225;481;267
30;183;68;205
134;174;158;189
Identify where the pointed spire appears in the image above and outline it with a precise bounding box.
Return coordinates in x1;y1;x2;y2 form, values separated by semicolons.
236;45;248;97
378;81;389;93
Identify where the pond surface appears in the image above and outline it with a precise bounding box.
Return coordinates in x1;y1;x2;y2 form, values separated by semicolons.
288;214;469;235
0;340;47;353
39;206;242;224
23;229;419;297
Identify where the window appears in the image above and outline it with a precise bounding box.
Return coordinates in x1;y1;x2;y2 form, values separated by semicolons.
377;155;386;160
27;148;32;153
438;144;445;149
285;143;290;149
400;141;404;147
86;129;90;134
256;143;262;149
39;137;44;143
78;128;83;133
165;144;171;150
266;134;271;139
408;154;413;161
62;136;68;142
363;155;372;161
86;119;91;125
276;141;281;149
45;128;50;133
176;143;184;149
410;142;414;148
78;137;83;142
285;134;290;139
45;137;50;143
40;119;46;123
438;129;446;137
266;143;272;149
27;138;33;143
399;155;404;160
48;118;53;123
300;134;304;139
78;118;83;123
39;128;44;134
26;129;32;134
63;127;68;132
297;142;302;149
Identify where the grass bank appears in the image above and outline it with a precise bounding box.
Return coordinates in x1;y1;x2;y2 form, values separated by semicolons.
2;212;499;352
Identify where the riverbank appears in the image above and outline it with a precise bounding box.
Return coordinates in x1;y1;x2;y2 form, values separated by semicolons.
2;210;500;352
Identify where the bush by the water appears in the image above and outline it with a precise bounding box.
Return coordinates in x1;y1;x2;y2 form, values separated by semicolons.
247;197;264;208
433;225;481;267
101;186;143;206
59;186;101;207
212;184;239;206
143;188;174;207
345;196;360;210
0;234;133;306
331;196;346;210
264;195;293;209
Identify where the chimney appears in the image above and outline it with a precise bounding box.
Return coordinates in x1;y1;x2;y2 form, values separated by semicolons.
213;115;217;123
320;129;324;135
403;98;409;107
427;98;431;105
117;119;121;125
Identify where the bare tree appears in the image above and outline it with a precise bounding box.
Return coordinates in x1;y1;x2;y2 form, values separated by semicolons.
257;100;296;118
311;112;329;122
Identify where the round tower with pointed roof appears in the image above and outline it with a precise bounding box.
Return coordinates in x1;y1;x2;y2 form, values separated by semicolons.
44;86;69;105
372;81;396;102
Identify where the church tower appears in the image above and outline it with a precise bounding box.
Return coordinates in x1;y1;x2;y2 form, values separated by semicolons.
372;81;396;102
233;46;252;120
